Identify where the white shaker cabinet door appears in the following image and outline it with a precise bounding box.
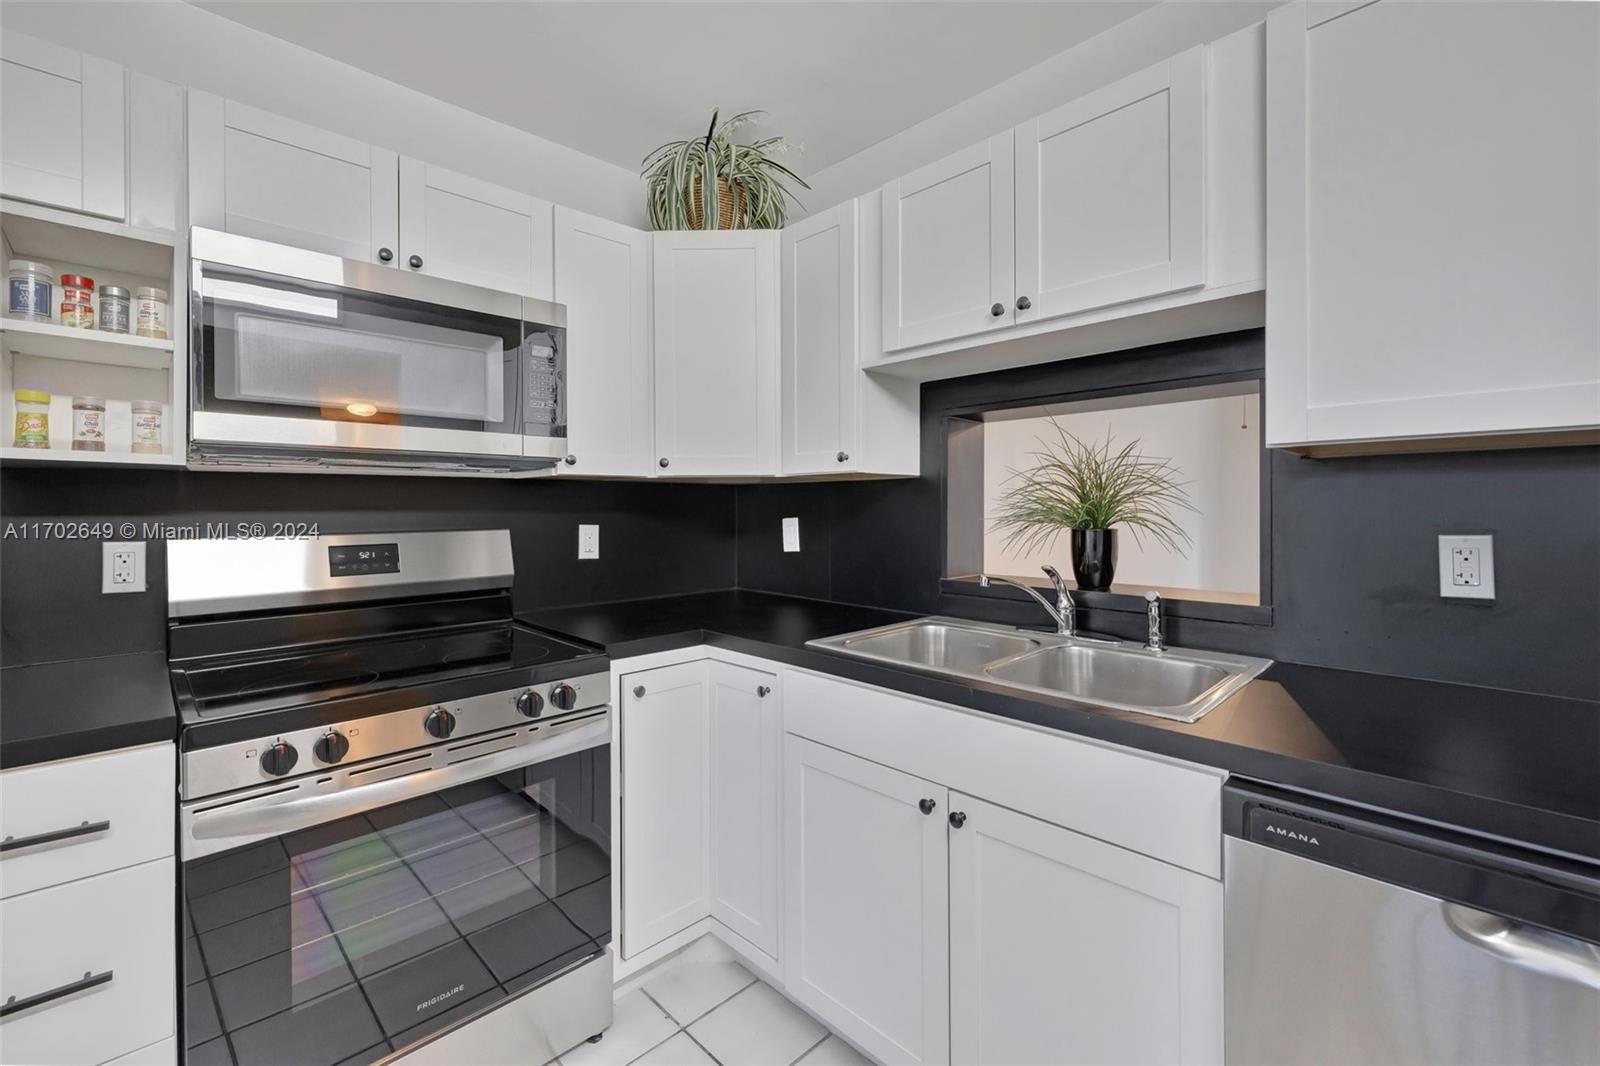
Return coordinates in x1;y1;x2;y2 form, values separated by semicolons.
1014;46;1205;324
881;132;1015;351
554;206;654;477
0;32;125;220
187;91;399;263
947;793;1222;1065
619;660;709;957
780;201;858;475
651;230;779;476
706;661;782;960
1266;0;1600;447
783;737;950;1066
399;157;554;299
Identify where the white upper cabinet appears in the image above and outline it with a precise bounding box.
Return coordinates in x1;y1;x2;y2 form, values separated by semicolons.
947;792;1222;1065
782;203;859;474
1015;46;1205;324
0;32;125;221
399;157;553;299
652;231;780;476
188;91;398;263
882;132;1015;351
1266;0;1600;449
706;661;782;961
554;207;654;477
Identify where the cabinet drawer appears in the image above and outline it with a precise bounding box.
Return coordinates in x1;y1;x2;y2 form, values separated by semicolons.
0;857;176;1066
0;744;173;899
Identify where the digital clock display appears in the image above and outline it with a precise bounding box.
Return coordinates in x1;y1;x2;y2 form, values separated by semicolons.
329;542;400;577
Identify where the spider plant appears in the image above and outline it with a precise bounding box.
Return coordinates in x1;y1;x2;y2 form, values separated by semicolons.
642;109;810;230
991;422;1196;555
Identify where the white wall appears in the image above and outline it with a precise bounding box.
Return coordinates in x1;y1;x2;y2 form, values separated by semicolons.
0;0;647;227
983;395;1261;596
801;1;1278;210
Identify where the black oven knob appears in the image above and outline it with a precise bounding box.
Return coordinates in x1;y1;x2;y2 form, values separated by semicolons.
314;730;350;764
549;683;578;711
260;741;298;777
424;707;457;739
516;689;545;719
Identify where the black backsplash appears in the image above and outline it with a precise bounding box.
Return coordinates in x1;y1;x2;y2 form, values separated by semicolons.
736;331;1600;701
0;468;736;665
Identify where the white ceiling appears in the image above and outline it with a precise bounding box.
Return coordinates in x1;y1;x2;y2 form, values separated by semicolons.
192;2;1157;177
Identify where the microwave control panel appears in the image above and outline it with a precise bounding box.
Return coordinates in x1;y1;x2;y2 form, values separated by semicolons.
523;335;561;429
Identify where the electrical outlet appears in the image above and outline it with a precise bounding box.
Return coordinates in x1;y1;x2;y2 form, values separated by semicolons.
782;517;800;553
1438;534;1494;600
102;541;147;593
577;524;600;560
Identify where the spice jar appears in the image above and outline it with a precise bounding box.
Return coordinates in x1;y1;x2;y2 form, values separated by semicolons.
7;260;54;321
98;286;131;334
131;400;163;454
71;397;106;451
60;273;94;306
135;287;168;339
13;390;50;448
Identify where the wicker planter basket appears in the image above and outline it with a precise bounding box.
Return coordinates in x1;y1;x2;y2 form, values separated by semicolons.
684;177;747;230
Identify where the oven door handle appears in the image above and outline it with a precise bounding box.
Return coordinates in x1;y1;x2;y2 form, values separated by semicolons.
188;717;608;843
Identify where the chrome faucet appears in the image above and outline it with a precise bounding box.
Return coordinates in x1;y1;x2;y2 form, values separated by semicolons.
1145;590;1165;651
979;564;1076;637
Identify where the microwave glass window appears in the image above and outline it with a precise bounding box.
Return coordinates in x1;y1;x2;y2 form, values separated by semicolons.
181;747;609;1065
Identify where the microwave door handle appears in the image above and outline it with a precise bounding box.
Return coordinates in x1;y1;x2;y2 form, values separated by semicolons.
189;716;608;842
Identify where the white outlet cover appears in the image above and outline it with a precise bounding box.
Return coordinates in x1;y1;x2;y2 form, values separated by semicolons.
102;540;147;593
578;524;600;560
1438;534;1494;600
782;517;800;553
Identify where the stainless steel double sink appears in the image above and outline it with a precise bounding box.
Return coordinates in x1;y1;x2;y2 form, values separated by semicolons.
807;617;1271;723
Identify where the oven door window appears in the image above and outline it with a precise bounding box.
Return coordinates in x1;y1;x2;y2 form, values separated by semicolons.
181;747;608;1065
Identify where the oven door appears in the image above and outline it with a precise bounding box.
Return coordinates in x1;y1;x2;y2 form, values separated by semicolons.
179;713;609;1065
189;227;566;469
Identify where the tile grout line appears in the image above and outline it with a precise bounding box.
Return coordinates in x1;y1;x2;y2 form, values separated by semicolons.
789;1032;832;1066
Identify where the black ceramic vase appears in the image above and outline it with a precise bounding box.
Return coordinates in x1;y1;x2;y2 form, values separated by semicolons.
1070;528;1117;590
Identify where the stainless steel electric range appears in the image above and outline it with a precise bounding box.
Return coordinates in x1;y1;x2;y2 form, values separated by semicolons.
168;529;613;1066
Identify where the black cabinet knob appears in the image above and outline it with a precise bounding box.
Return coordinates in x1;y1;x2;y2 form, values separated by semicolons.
516;690;545;719
377;247;394;262
564;455;577;466
550;683;578;711
757;685;771;698
260;741;298;777
424;707;456;739
919;798;936;815
1016;296;1032;311
632;685;646;699
313;731;349;764
659;457;670;469
949;811;967;829
836;451;849;463
990;302;1004;317
408;254;423;269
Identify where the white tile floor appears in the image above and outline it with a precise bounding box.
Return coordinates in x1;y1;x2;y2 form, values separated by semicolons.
553;956;872;1066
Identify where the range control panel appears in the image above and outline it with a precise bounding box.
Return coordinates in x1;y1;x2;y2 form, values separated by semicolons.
328;542;400;577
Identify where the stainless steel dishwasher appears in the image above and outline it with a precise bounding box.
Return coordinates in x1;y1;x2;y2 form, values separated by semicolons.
1224;781;1600;1065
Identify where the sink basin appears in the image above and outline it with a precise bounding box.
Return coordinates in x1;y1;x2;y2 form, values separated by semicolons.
985;644;1233;717
808;616;1270;723
834;619;1044;674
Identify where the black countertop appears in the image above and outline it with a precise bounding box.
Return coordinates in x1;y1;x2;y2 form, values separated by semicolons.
522;590;1600;864
1;651;177;769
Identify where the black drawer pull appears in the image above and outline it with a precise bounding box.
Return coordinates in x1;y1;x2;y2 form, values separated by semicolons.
1;820;110;854
1;970;113;1017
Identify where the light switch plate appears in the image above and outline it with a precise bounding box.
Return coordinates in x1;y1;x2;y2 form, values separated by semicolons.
782;517;800;553
1438;534;1494;600
577;524;599;560
102;541;147;593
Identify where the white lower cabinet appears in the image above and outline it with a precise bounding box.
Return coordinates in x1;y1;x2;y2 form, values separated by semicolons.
707;660;783;959
948;793;1223;1065
783;737;950;1066
0;857;176;1066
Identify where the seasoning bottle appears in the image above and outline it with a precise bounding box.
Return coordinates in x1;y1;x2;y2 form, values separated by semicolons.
98;286;131;334
131;400;163;454
72;397;106;451
135;287;168;339
7;260;54;321
13;390;50;448
61;274;95;329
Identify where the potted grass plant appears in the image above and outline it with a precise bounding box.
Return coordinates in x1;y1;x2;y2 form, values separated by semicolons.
991;423;1195;591
642;109;809;230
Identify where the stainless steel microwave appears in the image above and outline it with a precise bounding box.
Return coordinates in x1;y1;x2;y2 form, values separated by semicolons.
188;228;567;475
